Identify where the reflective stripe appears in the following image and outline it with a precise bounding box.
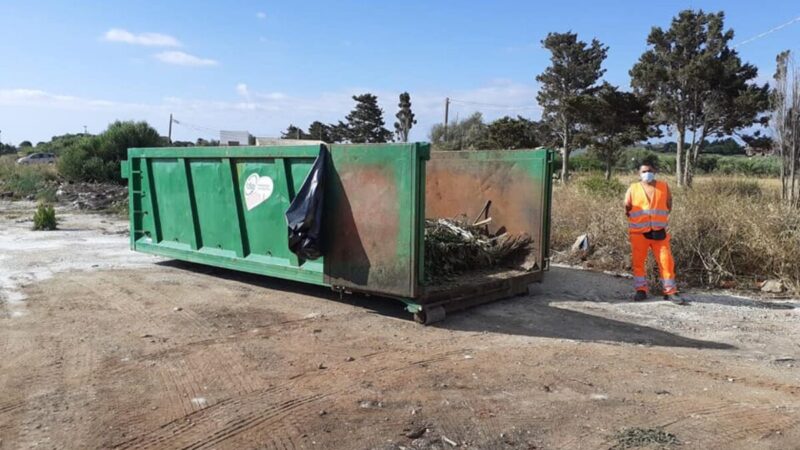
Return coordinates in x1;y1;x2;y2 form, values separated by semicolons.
662;279;676;287
628;222;650;229
650;222;668;228
629;209;670;218
634;276;648;287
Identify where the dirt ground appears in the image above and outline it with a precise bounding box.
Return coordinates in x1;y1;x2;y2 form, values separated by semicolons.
1;201;799;450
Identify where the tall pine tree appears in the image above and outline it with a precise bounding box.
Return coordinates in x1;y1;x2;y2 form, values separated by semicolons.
630;10;769;186
394;92;417;143
536;32;608;183
307;121;332;142
345;94;392;143
281;124;308;140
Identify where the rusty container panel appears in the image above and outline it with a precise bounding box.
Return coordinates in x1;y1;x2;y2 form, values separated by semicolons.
323;143;429;298
425;148;554;275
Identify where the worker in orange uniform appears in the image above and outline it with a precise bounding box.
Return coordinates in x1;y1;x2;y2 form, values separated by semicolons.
624;162;686;305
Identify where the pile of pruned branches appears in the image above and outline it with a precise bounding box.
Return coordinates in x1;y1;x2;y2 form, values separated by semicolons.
424;215;532;281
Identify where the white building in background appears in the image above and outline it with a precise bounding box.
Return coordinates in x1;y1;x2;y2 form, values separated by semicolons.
220;130;252;146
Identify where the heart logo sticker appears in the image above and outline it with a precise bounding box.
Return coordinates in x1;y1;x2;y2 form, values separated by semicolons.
243;173;274;210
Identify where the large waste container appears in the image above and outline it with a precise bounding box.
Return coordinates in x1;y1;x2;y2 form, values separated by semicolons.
122;143;553;323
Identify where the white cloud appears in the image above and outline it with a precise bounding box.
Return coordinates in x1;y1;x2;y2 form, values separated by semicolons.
154;51;218;67
0;80;540;143
256;12;267;19
103;28;181;47
0;88;120;109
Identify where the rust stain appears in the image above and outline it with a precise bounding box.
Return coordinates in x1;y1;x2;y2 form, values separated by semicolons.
426;159;542;239
324;165;402;289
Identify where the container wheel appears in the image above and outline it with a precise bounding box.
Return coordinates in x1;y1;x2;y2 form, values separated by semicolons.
413;306;446;325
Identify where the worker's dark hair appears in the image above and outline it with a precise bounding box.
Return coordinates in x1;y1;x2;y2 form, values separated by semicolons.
638;156;659;171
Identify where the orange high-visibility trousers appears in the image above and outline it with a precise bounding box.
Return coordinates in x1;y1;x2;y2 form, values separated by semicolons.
630;232;677;294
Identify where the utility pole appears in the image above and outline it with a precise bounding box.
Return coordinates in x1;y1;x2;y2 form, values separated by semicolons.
168;113;173;144
443;97;450;142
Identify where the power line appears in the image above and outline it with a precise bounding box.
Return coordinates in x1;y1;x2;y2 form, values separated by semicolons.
733;14;800;48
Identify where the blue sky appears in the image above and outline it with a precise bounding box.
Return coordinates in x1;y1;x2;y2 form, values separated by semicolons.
1;0;799;144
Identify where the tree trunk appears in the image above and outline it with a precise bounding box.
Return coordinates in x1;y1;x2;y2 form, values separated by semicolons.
687;128;707;188
605;158;612;181
561;128;570;183
781;141;787;201
675;127;685;187
792;121;798;206
683;129;695;188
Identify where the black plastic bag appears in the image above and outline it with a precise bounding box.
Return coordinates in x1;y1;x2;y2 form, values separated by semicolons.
285;146;328;260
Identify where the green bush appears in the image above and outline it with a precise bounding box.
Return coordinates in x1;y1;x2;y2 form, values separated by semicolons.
570;154;605;172
32;202;57;231
717;156;780;177
57;120;162;183
696;154;719;173
579;175;626;197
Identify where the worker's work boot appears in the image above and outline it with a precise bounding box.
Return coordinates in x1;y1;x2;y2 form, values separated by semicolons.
633;290;647;302
664;293;688;305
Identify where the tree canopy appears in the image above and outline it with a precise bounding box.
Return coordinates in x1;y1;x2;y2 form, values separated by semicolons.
536;31;608;182
280;124;308;140
486;116;540;149
394;92;417;143
307;121;332;142
630;9;769;186
580;83;652;179
430;112;489;150
345;93;392;143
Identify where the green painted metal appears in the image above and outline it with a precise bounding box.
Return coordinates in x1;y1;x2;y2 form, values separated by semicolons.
122;144;552;306
124;145;327;286
323;143;429;298
123;143;430;295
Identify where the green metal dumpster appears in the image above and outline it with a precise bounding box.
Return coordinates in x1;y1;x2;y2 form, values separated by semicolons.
122;143;553;323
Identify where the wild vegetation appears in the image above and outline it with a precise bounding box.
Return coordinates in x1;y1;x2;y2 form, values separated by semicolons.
32;202;57;231
0;155;58;201
552;175;800;295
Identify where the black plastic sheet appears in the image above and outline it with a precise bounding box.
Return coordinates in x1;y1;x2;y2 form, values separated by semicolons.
285;146;328;260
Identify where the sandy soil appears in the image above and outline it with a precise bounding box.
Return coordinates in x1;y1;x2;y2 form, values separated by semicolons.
1;201;799;450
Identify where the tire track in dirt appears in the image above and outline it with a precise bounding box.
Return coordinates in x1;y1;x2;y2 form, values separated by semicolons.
659;398;800;447
73;276;199;421
83;275;267;414
108;340;478;450
135;277;269;396
644;356;800;397
111;385;324;450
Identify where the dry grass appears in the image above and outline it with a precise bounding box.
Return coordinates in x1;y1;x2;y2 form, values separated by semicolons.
552;175;800;294
0;155;59;201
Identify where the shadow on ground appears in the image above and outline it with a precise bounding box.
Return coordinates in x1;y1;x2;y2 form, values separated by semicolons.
437;297;734;350
156;259;408;320
158;261;734;350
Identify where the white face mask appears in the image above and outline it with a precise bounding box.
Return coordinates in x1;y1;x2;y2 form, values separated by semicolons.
640;172;655;183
